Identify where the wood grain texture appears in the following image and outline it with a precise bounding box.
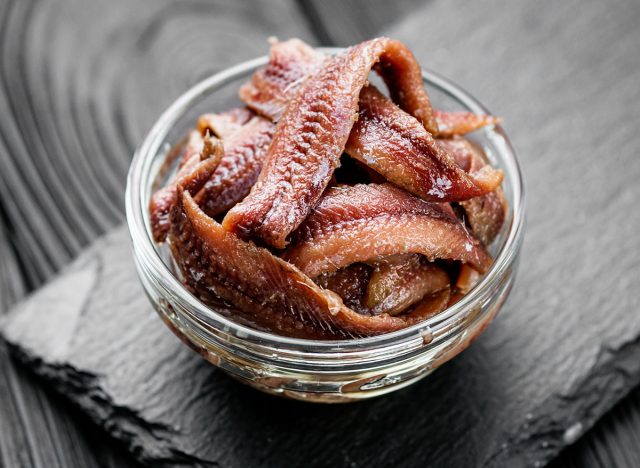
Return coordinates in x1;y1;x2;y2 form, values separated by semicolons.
1;203;139;468
0;216;26;313
298;0;428;46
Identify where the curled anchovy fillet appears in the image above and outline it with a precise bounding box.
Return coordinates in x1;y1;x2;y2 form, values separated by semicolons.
408;288;452;319
150;37;507;339
176;130;205;168
238;39;502;210
313;255;450;317
240;39;497;138
448;264;482;307
364;255;450;316
348;86;503;202
433;109;501;137
197;107;254;138
240;38;437;132
150;131;203;242
224;37;439;248
314;263;372;314
150;133;222;242
169;160;449;338
194;116;275;218
238;39;326;121
150;107;252;242
283;184;491;277
440;137;507;245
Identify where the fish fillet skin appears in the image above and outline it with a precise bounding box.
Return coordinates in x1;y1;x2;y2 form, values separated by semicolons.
348;86;503;201
239;39;502;205
408;288;452;320
439;137;507;245
314;263;372;315
314;255;450;317
151;39;506;338
365;256;450;316
224;37;438;249
238;39;325;121
169;160;444;338
197;107;255;139
283;184;492;277
241;39;497;138
150;132;222;242
433;109;501;137
194;116;275;218
240;38;437;132
150;108;262;242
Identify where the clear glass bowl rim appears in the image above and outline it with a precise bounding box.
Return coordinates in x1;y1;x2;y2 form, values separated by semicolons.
126;47;525;355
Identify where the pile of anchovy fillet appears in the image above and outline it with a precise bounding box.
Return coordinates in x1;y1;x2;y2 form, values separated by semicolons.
149;38;506;339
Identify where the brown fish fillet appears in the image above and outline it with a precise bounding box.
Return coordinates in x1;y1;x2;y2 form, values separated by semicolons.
314;255;450;317
239;39;502;206
194;116;275;218
455;264;482;294
241;39;497;137
238;39;326;121
314;263;372;314
176;130;205;167
224;37;438;248
169;161;446;338
408;288;452;320
439;137;507;245
348;86;503;202
197;107;254;138
282;184;492;277
150;133;222;242
461;187;507;246
150;106;256;243
433;109;501;137
448;264;482;307
364;256;450;316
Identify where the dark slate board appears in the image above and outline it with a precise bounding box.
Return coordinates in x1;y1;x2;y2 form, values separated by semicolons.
2;0;640;467
3;207;640;468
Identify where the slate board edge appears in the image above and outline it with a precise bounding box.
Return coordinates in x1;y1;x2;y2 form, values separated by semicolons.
495;333;640;468
3;311;640;468
4;343;215;468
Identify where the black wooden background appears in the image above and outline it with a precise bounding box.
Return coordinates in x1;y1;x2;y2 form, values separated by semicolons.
1;0;639;466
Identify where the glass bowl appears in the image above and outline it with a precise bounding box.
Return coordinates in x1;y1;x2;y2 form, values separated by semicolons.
126;48;525;403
